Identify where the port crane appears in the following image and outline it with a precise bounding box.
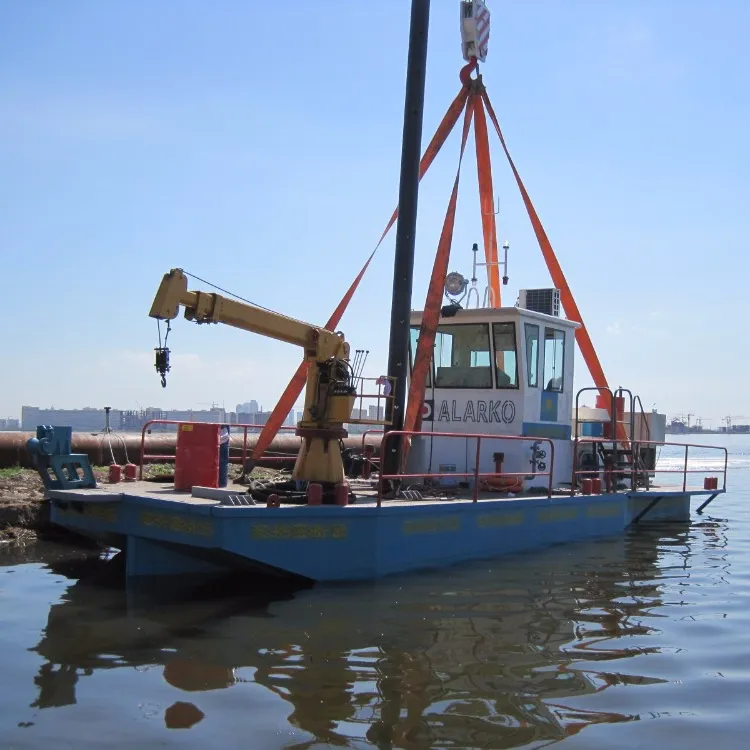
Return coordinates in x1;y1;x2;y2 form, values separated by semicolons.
148;268;391;487
723;415;747;431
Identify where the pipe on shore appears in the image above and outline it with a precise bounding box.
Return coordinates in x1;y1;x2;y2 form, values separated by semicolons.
0;431;382;469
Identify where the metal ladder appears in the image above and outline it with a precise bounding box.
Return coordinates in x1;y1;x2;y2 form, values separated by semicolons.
573;387;652;491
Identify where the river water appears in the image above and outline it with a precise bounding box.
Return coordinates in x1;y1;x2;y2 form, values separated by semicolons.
1;434;747;749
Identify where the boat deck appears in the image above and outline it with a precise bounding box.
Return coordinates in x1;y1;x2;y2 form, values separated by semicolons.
47;478;721;508
46;477;724;582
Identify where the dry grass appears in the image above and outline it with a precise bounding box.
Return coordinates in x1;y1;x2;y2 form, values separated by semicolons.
0;468;46;504
247;466;288;482
0;467;25;480
0;525;37;546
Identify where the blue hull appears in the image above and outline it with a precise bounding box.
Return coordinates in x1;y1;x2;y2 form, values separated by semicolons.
47;488;716;582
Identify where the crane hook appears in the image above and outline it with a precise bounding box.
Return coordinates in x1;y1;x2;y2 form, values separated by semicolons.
154;347;170;388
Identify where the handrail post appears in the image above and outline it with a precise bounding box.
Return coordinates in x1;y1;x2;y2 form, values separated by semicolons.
241;426;249;480
723;448;728;491
571;434;578;497
683;444;689;492
473;436;481;502
548;439;555;499
138;420;151;480
377;431;390;508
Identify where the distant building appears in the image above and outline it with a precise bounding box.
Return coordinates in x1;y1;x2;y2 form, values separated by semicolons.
164;408;226;424
22;406;116;432
237;411;272;427
236;400;259;415
368;404;385;421
0;418;20;431
21;406;238;433
666;419;687;434
119;408;166;432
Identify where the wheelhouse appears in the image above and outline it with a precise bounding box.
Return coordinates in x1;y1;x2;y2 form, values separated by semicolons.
407;306;580;486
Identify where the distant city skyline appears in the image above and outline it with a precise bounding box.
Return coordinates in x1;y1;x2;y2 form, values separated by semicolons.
17;402;297;433
3;401;743;430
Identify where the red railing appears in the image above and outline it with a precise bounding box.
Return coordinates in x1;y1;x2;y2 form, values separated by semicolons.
357;429;384;479
572;438;729;495
360;429;385;452
138;420;298;479
377;430;555;506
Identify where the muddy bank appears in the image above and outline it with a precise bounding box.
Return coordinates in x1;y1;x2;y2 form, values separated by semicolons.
0;468;54;533
0;464;283;546
0;466;165;545
0;467;107;546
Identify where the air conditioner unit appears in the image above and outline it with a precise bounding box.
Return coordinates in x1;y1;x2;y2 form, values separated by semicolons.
518;288;561;317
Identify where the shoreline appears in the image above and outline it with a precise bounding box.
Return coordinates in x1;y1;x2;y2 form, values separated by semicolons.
0;464;278;547
0;467;112;547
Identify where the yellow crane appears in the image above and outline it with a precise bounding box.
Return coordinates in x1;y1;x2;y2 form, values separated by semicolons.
148;268;384;486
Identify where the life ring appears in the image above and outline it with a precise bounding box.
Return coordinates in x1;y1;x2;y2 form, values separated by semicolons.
481;476;523;493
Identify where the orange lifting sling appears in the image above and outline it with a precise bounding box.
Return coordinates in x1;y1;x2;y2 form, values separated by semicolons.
254;59;621;465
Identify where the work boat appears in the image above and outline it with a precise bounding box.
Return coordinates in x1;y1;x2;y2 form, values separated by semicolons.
36;261;728;584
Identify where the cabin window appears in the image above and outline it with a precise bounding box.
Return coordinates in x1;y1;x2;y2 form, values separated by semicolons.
525;323;540;388
492;322;518;388
433;323;493;388
409;326;432;387
543;327;565;392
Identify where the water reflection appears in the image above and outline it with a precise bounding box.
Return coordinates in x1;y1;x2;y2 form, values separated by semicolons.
26;519;724;748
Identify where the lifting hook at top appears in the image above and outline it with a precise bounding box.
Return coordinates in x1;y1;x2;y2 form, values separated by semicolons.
459;57;479;86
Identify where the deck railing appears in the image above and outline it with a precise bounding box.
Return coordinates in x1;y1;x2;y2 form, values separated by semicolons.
138;420;298;480
376;430;555;507
357;429;385;479
572;438;728;495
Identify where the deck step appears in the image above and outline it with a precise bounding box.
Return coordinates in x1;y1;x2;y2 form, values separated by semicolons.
191;486;257;505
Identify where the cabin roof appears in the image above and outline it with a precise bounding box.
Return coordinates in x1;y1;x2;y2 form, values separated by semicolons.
409;305;581;329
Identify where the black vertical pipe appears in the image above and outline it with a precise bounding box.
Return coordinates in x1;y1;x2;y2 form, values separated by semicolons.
383;0;431;478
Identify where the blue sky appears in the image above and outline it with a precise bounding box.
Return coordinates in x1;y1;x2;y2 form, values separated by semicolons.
1;1;747;428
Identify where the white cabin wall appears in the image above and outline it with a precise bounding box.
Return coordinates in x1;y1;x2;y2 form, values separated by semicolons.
520;317;544;434
406;307;580;489
557;327;576;435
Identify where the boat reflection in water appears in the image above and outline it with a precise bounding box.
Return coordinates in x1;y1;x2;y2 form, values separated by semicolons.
29;520;711;748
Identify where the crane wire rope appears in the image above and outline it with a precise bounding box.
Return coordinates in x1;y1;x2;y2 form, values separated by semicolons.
181;269;278;315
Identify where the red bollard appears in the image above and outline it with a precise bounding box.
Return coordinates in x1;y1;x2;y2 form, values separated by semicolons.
123;463;138;481
581;478;593;495
591;477;602;494
334;482;349;506
704;477;719;490
108;464;122;484
267;493;281;508
306;483;323;506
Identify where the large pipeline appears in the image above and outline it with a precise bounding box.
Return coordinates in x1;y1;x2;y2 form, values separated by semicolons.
0;431;382;469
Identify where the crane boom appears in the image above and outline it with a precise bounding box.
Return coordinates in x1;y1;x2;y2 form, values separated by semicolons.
148;268;361;487
149;268;348;362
